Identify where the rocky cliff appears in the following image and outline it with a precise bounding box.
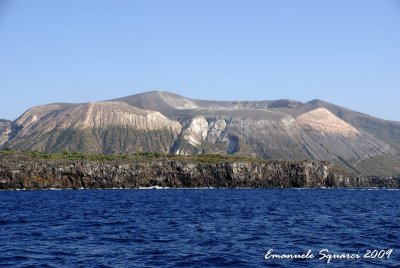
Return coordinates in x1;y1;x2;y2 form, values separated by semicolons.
1;91;400;177
0;153;398;190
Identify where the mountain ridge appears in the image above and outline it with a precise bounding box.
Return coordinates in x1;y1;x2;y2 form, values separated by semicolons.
1;91;399;176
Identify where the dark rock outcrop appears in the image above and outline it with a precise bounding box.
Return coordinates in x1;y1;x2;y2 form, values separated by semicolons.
0;154;398;190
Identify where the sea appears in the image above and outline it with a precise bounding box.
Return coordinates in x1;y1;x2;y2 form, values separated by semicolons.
0;189;399;267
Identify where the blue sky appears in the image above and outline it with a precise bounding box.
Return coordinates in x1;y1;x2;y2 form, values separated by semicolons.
1;0;399;121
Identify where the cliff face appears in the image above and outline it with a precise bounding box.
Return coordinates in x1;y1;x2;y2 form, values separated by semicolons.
2;91;400;176
0;154;398;190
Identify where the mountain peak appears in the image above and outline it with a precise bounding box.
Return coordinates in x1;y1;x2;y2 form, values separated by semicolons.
296;108;359;137
112;90;198;112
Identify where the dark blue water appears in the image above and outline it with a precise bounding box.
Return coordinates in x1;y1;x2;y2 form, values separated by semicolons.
0;189;399;267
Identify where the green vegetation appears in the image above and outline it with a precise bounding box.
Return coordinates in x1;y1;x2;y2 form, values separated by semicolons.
192;154;262;163
0;148;13;155
1;149;129;161
0;149;267;163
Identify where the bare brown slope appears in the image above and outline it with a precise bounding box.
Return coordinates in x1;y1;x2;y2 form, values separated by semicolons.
307;99;400;176
308;99;400;150
0;119;11;147
4;102;181;154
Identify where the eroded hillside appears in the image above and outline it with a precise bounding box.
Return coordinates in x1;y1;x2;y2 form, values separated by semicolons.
1;91;399;176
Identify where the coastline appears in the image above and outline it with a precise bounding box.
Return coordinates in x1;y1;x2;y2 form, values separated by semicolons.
1;187;400;191
1;151;399;190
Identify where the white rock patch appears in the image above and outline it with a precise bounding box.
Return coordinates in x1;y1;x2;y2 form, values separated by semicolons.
182;116;209;146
